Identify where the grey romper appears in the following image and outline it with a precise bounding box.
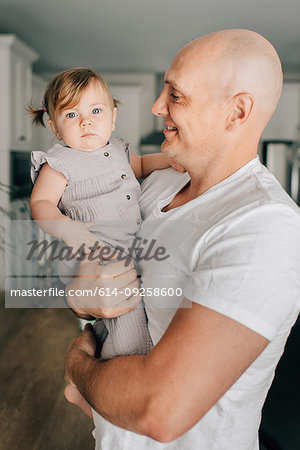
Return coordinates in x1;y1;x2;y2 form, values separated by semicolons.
31;137;153;359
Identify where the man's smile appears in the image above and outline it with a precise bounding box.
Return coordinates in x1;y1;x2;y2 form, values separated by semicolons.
163;124;178;138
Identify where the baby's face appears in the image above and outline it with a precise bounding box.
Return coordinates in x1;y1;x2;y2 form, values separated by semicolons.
49;80;117;151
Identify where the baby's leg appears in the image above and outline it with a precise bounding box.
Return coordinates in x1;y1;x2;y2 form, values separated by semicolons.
101;304;153;360
64;384;93;419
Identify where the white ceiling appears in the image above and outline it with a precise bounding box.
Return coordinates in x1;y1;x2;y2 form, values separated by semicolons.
1;0;300;74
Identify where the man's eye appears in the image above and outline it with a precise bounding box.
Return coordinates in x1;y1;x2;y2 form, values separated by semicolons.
66;112;77;118
92;108;101;114
170;93;179;100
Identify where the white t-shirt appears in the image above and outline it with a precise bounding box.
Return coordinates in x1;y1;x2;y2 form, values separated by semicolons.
93;157;300;449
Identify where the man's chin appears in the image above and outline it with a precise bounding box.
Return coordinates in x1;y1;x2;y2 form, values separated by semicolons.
161;138;171;150
161;140;177;157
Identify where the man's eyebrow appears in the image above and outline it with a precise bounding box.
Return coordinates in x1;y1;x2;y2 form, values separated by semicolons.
164;79;182;91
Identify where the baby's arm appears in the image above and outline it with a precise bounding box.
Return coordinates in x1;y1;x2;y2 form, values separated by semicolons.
30;163;68;228
30;163;97;250
130;153;185;179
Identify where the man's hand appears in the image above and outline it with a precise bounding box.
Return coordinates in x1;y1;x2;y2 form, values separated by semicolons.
65;258;142;318
65;323;96;385
64;324;97;419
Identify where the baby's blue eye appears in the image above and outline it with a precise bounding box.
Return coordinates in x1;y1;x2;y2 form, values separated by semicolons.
67;112;77;118
92;108;101;114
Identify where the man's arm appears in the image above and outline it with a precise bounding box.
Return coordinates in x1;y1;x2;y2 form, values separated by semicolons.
65;300;269;442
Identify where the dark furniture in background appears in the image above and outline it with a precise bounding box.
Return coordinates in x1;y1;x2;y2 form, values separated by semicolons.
259;317;300;450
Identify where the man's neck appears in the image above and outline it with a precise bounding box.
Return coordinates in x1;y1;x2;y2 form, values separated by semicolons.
163;151;257;212
188;145;257;195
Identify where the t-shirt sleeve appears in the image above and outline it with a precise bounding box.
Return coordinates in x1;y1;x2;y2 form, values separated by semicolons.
183;205;300;341
31;149;69;183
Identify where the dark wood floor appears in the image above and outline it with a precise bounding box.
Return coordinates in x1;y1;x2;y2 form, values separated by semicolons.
0;292;95;450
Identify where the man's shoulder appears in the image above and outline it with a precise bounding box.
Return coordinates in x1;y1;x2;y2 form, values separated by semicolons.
211;158;300;220
242;159;300;220
208;160;300;249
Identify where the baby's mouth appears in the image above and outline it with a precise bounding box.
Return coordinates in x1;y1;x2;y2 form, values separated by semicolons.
81;133;97;137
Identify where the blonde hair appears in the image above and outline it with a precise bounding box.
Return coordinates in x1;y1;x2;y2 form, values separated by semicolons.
28;68;119;127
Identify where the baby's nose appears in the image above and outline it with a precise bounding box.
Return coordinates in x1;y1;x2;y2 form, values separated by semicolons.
80;117;92;127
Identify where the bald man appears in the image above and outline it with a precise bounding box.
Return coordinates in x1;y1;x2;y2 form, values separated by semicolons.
65;30;300;449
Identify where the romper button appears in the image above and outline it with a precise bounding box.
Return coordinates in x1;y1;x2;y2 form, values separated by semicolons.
126;195;131;200
104;152;109;157
121;174;127;179
136;219;141;224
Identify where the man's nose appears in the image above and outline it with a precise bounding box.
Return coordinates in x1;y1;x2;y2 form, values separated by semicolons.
80;117;92;127
152;88;168;117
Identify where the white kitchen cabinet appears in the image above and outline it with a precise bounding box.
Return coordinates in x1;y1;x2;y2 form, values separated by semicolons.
31;74;56;151
0;35;39;291
0;34;38;151
10;51;33;149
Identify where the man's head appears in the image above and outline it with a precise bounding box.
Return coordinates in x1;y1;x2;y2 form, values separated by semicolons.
152;29;283;173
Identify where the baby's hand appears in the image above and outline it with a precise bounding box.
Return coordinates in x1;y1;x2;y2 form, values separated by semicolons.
57;219;102;259
168;158;186;173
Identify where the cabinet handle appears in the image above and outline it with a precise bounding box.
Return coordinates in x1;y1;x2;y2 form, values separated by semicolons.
18;135;26;141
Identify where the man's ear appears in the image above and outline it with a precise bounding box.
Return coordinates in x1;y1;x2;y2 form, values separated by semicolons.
111;107;118;131
48;119;62;140
225;93;254;131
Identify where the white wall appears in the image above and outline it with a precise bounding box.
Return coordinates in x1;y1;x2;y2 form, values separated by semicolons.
100;72;156;139
262;83;300;141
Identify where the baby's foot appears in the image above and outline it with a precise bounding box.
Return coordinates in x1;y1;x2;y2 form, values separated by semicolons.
64;383;93;419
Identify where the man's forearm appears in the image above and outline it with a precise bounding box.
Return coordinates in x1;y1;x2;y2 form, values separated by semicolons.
66;348;151;435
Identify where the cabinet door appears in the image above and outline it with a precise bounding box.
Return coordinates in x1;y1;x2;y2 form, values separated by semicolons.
10;52;32;150
31;75;56;151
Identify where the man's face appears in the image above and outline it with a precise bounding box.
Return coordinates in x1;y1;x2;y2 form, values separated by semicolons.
152;47;225;165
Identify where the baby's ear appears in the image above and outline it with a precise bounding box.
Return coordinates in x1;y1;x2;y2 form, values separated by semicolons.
112;107;118;131
48;119;62;140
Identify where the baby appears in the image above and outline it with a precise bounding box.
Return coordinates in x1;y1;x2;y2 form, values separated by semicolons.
29;68;178;417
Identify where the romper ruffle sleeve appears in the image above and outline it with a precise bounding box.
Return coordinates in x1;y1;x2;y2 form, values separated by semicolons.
31;144;70;184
